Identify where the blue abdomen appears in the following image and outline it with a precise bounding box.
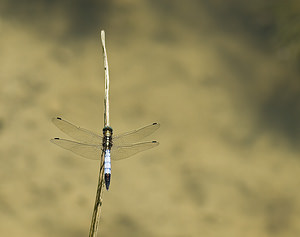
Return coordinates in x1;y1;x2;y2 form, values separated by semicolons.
104;150;111;190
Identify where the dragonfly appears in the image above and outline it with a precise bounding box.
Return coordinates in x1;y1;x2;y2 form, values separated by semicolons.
50;117;160;190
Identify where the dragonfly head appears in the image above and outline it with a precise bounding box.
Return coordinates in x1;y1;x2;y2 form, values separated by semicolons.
103;126;113;136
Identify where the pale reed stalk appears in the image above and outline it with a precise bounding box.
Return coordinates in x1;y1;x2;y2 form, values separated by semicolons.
88;30;110;237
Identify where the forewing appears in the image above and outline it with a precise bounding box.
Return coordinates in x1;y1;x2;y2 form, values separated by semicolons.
113;123;160;146
111;141;159;161
51;138;102;160
52;117;102;144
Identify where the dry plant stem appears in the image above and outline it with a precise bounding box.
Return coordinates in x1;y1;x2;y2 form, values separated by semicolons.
88;152;105;237
101;30;110;127
88;30;111;237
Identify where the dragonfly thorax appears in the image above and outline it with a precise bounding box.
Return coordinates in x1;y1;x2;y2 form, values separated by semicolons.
102;126;113;150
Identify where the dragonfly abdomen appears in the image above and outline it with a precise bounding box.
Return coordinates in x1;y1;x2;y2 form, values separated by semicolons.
104;149;111;190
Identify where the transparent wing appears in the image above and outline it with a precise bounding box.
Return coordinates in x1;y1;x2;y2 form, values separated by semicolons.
50;138;102;160
113;123;160;146
52;117;102;145
111;141;159;160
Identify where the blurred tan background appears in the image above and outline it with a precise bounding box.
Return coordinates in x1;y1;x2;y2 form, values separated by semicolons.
1;1;300;236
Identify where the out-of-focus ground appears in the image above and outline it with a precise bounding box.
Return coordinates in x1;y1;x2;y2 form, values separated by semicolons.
1;1;300;236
